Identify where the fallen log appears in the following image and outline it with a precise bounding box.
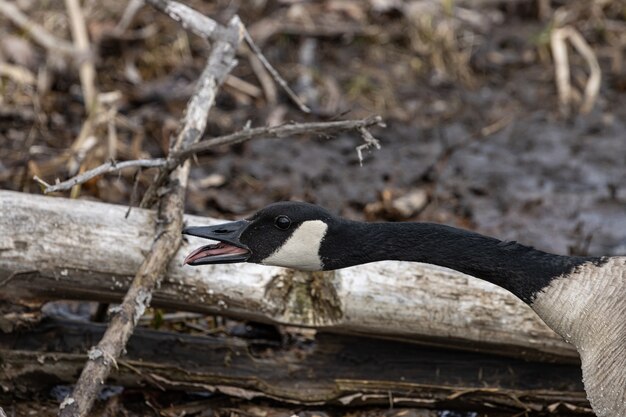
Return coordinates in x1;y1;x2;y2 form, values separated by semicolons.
0;190;576;362
0;318;590;413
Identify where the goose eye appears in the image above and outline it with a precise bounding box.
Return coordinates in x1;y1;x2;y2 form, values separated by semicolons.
274;215;291;230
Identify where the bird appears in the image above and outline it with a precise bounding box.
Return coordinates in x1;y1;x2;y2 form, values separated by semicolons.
183;201;626;417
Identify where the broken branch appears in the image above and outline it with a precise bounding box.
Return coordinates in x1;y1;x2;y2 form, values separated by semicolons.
34;159;166;194
145;0;238;44
57;12;242;417
177;115;384;158
35;116;383;195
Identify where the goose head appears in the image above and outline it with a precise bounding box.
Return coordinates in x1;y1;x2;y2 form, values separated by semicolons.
183;202;335;271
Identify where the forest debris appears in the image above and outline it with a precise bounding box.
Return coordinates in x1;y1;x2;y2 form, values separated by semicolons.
190;174;226;190
65;0;97;112
243;26;311;113
225;74;263;99
392;190;429;217
0;0;82;58
114;0;144;35
0;63;36;85
246;48;278;105
0;319;590;411
34;159;166;193
296;38;319;108
365;189;428;220
356;125;382;165
0;35;37;68
550;25;601;115
179;116;384;158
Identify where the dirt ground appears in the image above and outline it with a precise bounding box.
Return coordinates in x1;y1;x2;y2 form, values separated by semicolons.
1;0;625;416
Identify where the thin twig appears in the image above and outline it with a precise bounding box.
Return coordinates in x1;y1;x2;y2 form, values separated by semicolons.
0;0;82;58
114;0;145;34
0;63;36;85
35;159;166;194
356;126;382;166
65;0;97;112
37;116;384;195
246;49;278;105
177;115;384;159
566;28;601;114
243;27;311;113
551;27;573;115
550;26;601;116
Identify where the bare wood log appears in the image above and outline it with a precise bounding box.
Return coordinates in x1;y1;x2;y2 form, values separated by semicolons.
0;190;577;363
0;319;590;412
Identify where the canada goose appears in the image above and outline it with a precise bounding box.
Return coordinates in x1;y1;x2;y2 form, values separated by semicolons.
183;201;626;417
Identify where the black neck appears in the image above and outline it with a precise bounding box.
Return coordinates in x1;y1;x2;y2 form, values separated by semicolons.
321;221;594;304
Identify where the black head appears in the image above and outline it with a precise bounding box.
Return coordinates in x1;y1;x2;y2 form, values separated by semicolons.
183;202;335;270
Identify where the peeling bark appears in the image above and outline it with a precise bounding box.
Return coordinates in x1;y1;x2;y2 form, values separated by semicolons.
0;318;590;412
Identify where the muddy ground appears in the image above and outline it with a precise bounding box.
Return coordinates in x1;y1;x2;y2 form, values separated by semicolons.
1;0;626;416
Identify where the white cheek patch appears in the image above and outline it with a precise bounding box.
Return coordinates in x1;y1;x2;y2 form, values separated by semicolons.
261;220;328;271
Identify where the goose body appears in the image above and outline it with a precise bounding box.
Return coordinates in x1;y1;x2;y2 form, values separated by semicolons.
183;202;626;417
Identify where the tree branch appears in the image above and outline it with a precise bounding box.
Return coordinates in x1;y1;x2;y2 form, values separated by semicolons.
242;26;311;113
57;12;242;417
35;116;383;195
145;0;238;44
139;118;382;207
34;159;166;194
176;115;384;158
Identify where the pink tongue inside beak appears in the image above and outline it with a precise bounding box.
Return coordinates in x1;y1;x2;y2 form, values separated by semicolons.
184;243;248;264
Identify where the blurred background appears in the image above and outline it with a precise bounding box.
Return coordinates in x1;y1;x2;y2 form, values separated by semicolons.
1;0;626;415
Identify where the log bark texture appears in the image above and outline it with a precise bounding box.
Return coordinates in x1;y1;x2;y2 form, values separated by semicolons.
0;318;590;413
0;190;577;362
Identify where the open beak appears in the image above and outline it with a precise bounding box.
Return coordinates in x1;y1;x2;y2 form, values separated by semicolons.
182;220;250;266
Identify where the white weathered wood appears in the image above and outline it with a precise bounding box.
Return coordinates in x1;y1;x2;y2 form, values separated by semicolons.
0;190;576;361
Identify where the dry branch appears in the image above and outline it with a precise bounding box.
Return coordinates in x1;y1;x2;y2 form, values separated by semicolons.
57;168;188;417
0;190;577;363
177;116;384;158
35;117;382;195
34;159;166;193
550;26;601;115
56;10;242;417
146;0;238;44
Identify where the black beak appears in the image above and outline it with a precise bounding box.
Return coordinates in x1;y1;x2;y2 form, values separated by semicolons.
182;220;251;265
183;220;250;246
